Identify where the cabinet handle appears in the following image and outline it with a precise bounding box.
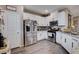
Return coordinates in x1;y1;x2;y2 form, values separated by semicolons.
65;39;66;43
72;42;73;48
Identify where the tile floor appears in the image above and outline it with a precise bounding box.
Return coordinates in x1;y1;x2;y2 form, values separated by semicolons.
11;40;68;54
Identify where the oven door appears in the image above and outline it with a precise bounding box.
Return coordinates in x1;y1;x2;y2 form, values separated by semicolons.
48;32;56;43
48;32;52;37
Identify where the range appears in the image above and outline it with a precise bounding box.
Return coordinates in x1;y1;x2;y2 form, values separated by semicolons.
48;26;59;43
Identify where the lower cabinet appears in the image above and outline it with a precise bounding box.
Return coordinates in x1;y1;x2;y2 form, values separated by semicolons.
71;37;79;53
62;34;72;53
37;31;48;41
56;31;62;45
56;32;79;53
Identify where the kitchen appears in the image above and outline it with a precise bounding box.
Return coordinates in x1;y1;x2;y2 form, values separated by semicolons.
0;5;79;54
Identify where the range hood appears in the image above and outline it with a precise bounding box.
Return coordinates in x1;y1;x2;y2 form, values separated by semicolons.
24;6;50;17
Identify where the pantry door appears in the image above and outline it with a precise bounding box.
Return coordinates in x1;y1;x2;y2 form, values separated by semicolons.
5;11;21;49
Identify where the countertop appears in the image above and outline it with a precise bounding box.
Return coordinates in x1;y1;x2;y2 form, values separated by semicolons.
59;29;79;35
59;30;79;40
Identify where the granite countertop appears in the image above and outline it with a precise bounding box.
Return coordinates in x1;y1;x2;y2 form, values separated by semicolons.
60;28;79;35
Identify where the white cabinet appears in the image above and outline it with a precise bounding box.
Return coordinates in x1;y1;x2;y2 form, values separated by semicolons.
71;37;79;53
46;17;50;26
66;35;72;53
58;11;68;27
43;31;48;39
56;32;79;53
61;33;72;53
36;16;43;26
37;17;49;26
23;13;49;26
37;31;48;41
50;11;58;21
37;31;42;41
56;31;62;45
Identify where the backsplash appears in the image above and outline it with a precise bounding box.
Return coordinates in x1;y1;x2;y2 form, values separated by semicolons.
72;16;79;32
37;26;49;31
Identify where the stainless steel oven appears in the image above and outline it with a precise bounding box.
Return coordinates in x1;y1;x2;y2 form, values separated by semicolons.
48;31;56;43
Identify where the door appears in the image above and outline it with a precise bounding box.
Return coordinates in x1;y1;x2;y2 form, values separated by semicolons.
5;11;21;49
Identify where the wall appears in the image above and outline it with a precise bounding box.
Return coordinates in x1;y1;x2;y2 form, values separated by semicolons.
0;5;24;47
16;5;24;47
73;16;79;32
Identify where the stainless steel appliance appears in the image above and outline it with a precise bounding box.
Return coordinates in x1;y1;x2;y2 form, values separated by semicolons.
50;21;58;26
48;31;56;43
23;19;37;46
48;20;60;43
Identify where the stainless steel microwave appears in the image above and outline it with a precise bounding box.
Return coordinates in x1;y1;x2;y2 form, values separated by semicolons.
50;21;58;26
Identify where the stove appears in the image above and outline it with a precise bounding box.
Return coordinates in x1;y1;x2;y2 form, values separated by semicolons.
48;31;56;43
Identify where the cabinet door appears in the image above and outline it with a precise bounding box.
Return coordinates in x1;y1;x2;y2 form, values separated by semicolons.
43;31;48;39
37;31;43;41
62;35;66;48
37;32;41;41
41;17;44;26
61;33;69;50
67;36;72;53
37;17;43;26
65;35;72;53
56;32;62;44
71;38;79;51
58;11;68;26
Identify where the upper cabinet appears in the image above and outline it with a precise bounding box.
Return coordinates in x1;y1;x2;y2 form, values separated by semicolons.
51;11;58;21
58;9;72;28
23;13;49;26
58;11;68;27
37;17;49;26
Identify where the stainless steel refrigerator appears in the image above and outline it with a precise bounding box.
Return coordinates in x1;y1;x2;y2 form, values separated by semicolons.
23;19;37;46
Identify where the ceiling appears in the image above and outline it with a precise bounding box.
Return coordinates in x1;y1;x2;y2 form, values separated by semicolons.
24;5;79;17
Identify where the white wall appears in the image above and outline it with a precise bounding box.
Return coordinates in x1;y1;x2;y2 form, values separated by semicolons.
0;5;24;47
16;5;24;47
